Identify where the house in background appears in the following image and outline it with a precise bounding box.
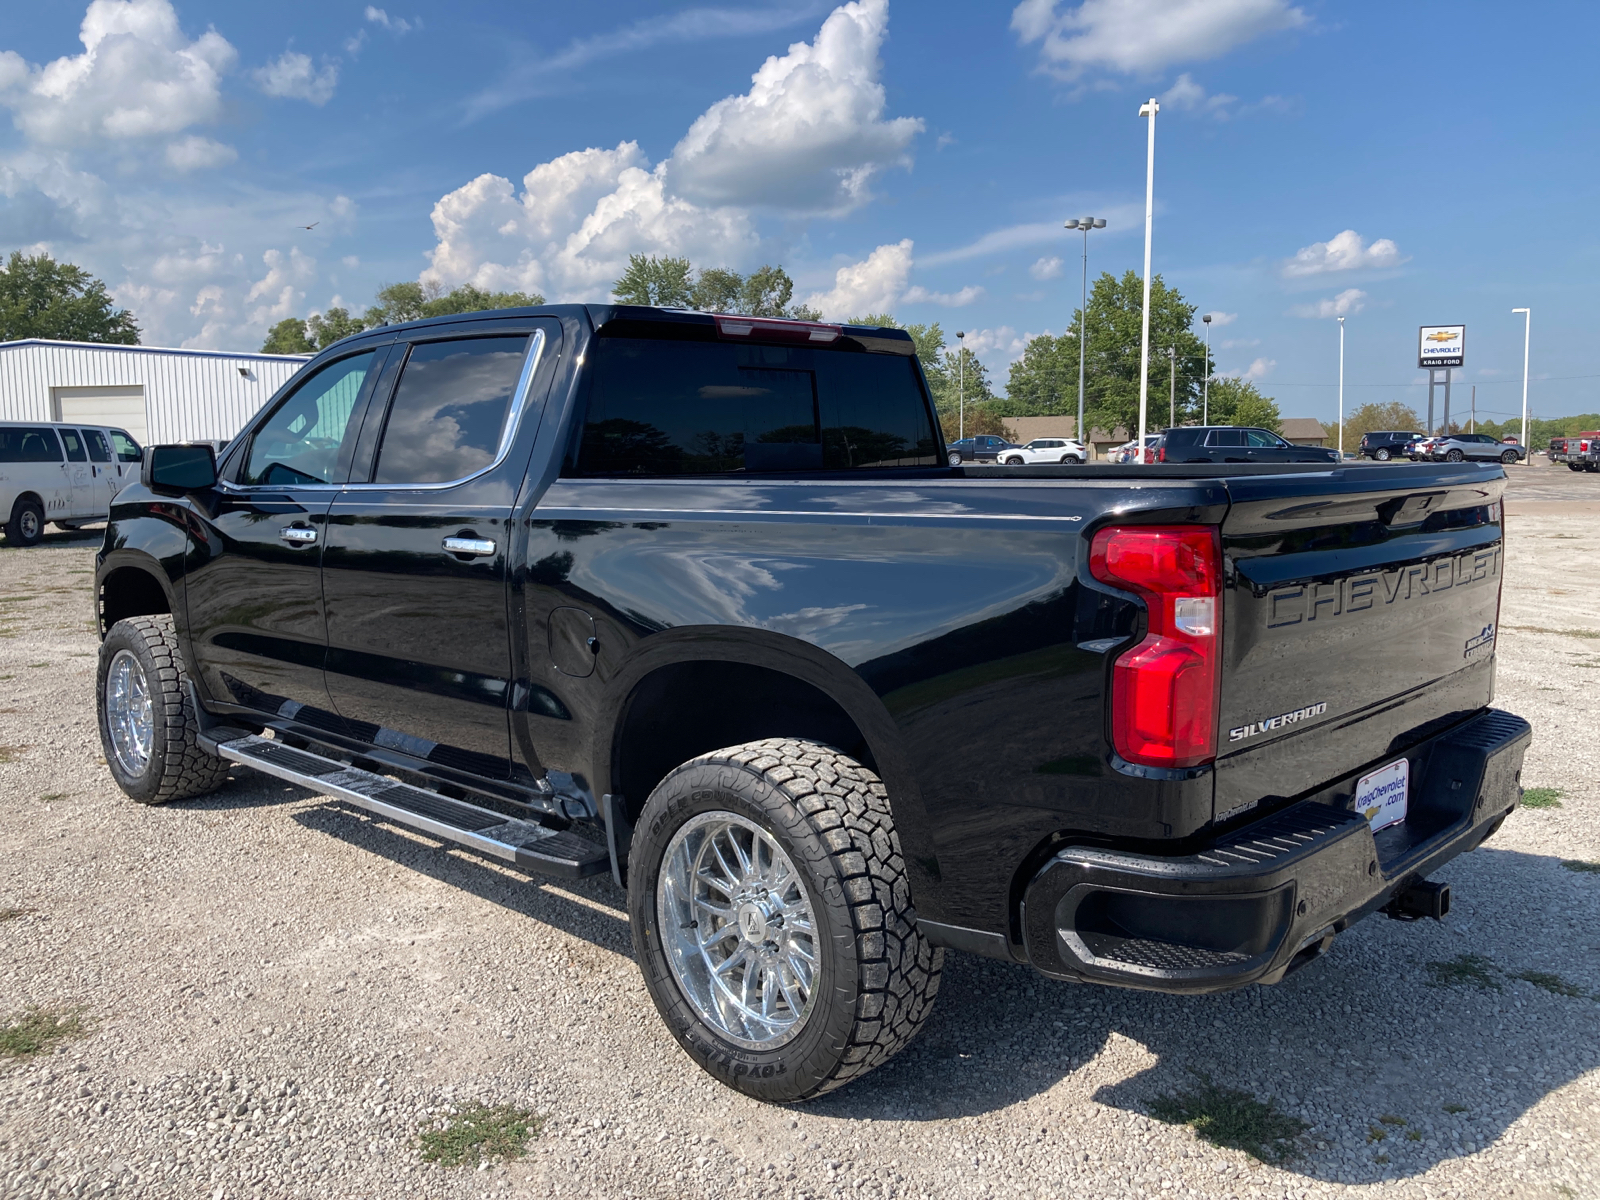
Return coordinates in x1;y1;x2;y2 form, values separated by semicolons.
1279;417;1330;446
0;340;308;447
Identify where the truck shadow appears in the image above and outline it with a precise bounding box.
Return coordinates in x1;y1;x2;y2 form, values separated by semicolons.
817;846;1599;1184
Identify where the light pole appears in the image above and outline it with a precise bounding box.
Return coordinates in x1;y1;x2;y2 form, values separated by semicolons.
1513;307;1531;456
1064;218;1105;452
1337;315;1345;461
957;330;966;441
1137;97;1159;461
1167;345;1176;429
1201;314;1212;424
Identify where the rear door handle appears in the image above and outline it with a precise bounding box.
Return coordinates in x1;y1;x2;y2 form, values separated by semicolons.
280;526;318;546
443;536;496;557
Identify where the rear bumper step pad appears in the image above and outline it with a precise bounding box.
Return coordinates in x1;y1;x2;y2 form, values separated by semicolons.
211;734;609;878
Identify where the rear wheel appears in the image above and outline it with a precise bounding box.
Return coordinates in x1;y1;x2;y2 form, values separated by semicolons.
1374;448;1391;461
1446;449;1465;463
629;738;942;1102
97;615;230;804
4;497;45;547
1500;450;1518;465
947;451;962;466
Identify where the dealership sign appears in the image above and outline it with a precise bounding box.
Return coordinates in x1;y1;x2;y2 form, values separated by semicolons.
1418;324;1466;369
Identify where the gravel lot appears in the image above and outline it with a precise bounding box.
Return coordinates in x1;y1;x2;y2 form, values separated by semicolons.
2;465;1597;1200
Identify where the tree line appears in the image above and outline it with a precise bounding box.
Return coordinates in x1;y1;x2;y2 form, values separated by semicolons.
0;251;140;344
1328;399;1600;449
261;280;545;354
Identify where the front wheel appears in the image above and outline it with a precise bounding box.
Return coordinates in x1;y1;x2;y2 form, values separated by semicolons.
1569;463;1585;471
1446;449;1465;463
1003;455;1024;465
629;739;943;1103
98;615;230;804
1374;448;1391;461
4;497;45;547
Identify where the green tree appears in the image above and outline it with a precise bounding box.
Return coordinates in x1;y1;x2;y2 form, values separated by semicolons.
364;280;544;326
1071;270;1210;437
0;251;140;344
305;307;366;350
1329;400;1424;448
613;254;695;307
688;267;743;314
999;332;1077;418
736;264;796;317
1205;377;1282;434
261;317;314;354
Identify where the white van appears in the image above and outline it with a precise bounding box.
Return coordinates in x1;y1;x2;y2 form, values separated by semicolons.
1;421;144;546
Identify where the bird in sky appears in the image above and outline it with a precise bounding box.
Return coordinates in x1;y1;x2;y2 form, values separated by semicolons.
297;221;319;231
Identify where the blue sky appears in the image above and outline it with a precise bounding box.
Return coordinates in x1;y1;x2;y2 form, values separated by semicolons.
2;0;1595;425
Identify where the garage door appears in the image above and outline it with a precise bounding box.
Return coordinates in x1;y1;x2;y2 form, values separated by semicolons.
52;386;148;446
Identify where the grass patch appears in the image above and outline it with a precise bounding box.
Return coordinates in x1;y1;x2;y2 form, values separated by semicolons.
1406;1130;1422;1142
418;1102;540;1167
1561;860;1600;874
1520;787;1564;809
1378;1114;1406;1126
1443;1103;1468;1114
1035;754;1101;777
1427;953;1502;991
38;792;67;803
25;662;48;669
0;1005;88;1059
1148;1075;1307;1164
1513;970;1586;998
1367;1125;1387;1143
0;907;36;922
0;747;24;764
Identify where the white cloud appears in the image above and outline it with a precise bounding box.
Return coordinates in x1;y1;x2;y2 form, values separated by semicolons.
364;6;415;34
245;246;316;325
902;283;983;307
921;203;1143;267
425;1;922;301
164;134;235;172
0;0;236;147
1220;337;1258;350
1204;310;1237;326
1291;287;1366;318
341;255;360;268
1239;357;1276;380
1030;255;1063;280
804;239;913;320
1160;73;1237;117
252;51;338;106
1011;0;1307;81
1283;230;1402;277
664;0;923;214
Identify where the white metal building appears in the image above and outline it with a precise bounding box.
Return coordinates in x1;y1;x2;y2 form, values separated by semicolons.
0;339;310;447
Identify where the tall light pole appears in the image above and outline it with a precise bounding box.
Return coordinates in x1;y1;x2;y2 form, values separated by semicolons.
957;330;967;441
1337;315;1345;461
1167;345;1176;428
1201;313;1212;425
1137;97;1159;461
1513;307;1531;456
1064;217;1105;452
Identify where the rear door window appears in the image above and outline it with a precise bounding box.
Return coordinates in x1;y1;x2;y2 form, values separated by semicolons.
0;427;62;462
1206;429;1244;447
372;336;530;484
574;336;938;475
60;429;87;462
82;429;113;463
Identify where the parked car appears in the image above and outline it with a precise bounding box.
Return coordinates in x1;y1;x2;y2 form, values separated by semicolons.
1158;426;1340;465
1108;435;1161;463
1550;431;1600;472
1408;435;1442;461
94;304;1530;1103
946;433;1015;465
1;421;144;546
1001;437;1086;465
1424;433;1525;465
1358;430;1426;462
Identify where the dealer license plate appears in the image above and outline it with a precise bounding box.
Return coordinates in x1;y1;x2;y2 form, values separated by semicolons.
1356;759;1409;832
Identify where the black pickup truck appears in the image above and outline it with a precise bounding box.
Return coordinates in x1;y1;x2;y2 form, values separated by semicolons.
94;305;1530;1103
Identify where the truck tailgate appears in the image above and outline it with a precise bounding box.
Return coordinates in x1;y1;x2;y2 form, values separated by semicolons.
1214;464;1504;821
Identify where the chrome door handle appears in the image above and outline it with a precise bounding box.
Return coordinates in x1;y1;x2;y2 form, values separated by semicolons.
443;536;496;557
280;526;318;545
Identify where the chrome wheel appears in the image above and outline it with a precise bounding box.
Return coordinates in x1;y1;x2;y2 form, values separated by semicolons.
657;811;818;1049
104;649;154;777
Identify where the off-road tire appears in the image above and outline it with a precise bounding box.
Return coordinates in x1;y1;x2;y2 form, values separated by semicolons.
629;738;943;1103
97;615;230;804
4;497;45;547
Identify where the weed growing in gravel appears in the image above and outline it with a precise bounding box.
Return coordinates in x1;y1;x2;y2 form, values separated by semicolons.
1378;1115;1406;1127
418;1103;540;1167
1520;788;1563;809
1561;860;1600;874
0;1005;88;1058
1367;1126;1387;1143
1513;970;1586;998
1443;1103;1468;1114
25;662;48;669
0;747;23;764
0;907;36;922
1427;954;1502;990
1374;1153;1391;1164
1406;1130;1422;1142
1147;1076;1307;1164
39;792;67;803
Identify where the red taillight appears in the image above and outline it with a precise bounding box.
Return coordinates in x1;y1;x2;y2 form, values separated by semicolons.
1089;525;1222;769
1157;446;1166;463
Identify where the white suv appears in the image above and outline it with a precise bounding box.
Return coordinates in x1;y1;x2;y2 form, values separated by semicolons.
1001;437;1087;465
1;421;145;546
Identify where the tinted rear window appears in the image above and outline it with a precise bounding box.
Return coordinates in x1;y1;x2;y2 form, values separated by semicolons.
83;429;112;462
373;336;529;485
0;427;62;462
573;338;939;476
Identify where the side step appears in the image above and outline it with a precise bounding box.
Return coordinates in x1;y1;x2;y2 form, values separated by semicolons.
211;733;610;879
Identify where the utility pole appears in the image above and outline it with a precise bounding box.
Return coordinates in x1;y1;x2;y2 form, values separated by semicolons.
1470;385;1476;434
1064;218;1105;454
1168;345;1176;429
1201;314;1212;425
1513;308;1531;454
1337;316;1345;461
1137;97;1159;462
957;330;966;441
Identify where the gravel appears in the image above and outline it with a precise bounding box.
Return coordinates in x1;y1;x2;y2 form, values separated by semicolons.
2;465;1597;1200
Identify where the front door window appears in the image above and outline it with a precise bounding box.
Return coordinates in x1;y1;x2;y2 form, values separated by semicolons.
243;352;377;486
